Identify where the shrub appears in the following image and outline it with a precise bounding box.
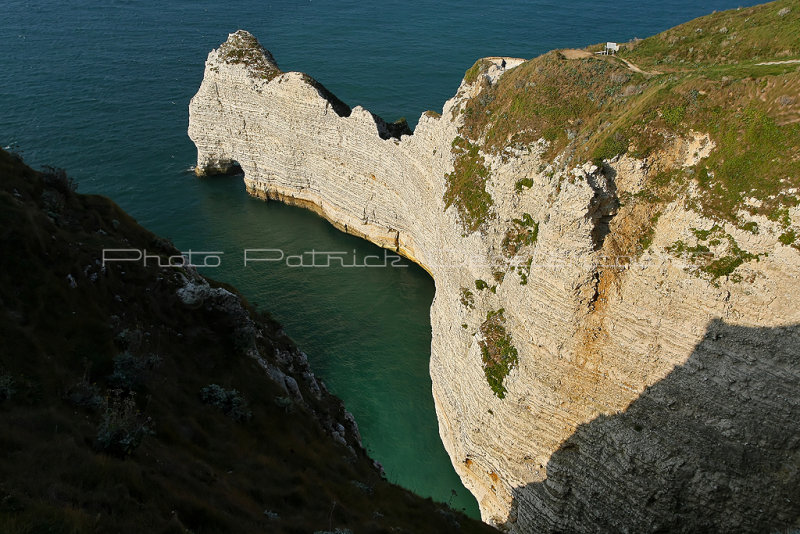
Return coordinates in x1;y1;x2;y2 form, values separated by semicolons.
514;177;534;193
740;221;759;234
0;374;15;402
65;377;103;411
108;352;161;389
668;231;759;279
661;104;686;128
95;390;152;457
592;130;629;165
200;384;252;422
232;324;257;354
40;189;65;214
779;229;796;246
273;395;293;413
502;214;539;257
638;212;661;252
459;288;475;309
518;257;533;285
41;166;77;194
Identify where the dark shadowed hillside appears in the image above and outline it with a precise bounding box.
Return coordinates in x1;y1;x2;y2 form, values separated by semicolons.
0;149;496;534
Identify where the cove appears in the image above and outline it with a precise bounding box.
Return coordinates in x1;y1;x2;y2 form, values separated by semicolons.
189;176;480;517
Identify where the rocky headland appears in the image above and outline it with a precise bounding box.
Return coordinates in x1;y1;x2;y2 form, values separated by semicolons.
189;2;800;531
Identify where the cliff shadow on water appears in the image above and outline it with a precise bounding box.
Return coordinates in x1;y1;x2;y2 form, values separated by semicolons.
510;319;800;533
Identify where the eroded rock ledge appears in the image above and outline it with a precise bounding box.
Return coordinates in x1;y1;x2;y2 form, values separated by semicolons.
189;30;800;532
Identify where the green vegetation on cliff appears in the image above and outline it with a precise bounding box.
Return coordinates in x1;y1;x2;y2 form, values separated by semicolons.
444;136;494;233
461;51;642;162
218;30;281;81
449;0;799;262
502;213;539;257
479;310;518;399
463;59;493;85
667;227;762;280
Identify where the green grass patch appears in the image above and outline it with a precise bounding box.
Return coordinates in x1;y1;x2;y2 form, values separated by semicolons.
691;225;720;241
662;104;686;128
514;177;534;193
623;0;800;71
695;104;800;224
457;51;642;162
446;3;800;266
703;253;751;278
463;59;493;85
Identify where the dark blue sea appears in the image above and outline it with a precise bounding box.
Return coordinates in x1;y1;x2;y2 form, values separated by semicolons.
1;0;760;517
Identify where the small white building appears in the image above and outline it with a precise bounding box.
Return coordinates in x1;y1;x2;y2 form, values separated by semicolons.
604;42;620;55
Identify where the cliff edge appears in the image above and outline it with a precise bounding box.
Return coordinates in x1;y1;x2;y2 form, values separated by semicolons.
189;3;800;531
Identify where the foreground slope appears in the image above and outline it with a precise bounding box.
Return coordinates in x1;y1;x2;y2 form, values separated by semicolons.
189;2;800;531
0;149;496;534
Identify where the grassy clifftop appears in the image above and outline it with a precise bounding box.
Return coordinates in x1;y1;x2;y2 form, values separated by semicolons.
0;149;495;534
624;0;800;69
449;0;799;255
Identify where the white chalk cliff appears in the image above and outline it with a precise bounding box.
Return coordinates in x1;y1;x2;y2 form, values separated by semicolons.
189;31;800;532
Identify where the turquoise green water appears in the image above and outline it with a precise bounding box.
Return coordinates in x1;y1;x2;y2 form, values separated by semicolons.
186;178;474;511
1;0;760;518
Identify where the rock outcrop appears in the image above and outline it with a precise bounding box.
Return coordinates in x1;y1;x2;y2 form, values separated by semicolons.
189;27;800;532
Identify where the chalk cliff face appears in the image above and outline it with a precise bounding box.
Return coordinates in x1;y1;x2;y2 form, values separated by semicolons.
189;27;800;532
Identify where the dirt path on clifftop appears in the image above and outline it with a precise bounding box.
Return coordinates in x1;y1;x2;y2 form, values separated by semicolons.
756;59;800;66
615;56;662;75
560;49;661;75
